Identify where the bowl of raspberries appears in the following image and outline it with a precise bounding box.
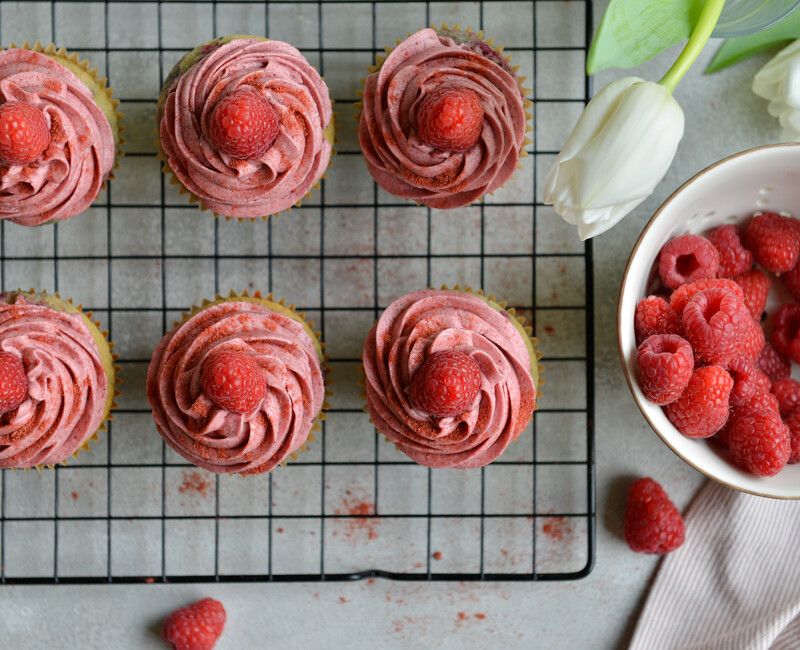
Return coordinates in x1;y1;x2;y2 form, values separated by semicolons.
619;143;800;498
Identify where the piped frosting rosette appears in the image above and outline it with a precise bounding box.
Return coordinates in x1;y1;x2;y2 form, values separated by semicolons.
359;27;531;209
363;288;540;469
146;293;327;475
0;44;120;226
158;36;335;220
0;291;117;468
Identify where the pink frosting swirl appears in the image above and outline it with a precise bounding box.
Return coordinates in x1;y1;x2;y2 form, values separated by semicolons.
147;301;326;474
0;49;115;226
0;295;109;468
359;28;527;209
363;290;537;468
159;38;333;219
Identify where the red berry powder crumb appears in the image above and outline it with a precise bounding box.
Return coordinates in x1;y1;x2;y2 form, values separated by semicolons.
432;551;443;561
178;471;211;497
333;493;379;543
542;516;572;542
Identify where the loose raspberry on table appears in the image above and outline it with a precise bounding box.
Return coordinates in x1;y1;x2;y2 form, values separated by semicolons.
417;88;484;152
682;287;759;365
664;365;733;438
727;406;790;476
727;357;771;407
757;343;791;381
771;377;800;417
657;234;720;290
634;296;682;345
207;89;279;159
162;598;226;650
201;350;267;414
784;407;800;464
0;101;51;165
0;351;26;413
743;212;800;274
624;478;685;554
410;350;482;418
669;278;744;316
636;334;693;405
707;224;753;278
771;304;800;363
733;269;770;320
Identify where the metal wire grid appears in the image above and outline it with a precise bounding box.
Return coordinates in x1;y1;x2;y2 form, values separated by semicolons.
0;0;595;583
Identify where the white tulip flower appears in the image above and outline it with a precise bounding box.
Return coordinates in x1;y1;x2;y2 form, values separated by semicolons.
544;77;685;240
753;40;800;142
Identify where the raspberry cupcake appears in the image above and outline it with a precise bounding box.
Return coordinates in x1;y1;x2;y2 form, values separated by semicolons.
0;44;121;227
146;292;327;475
359;26;531;209
363;288;540;468
158;36;334;220
0;290;117;468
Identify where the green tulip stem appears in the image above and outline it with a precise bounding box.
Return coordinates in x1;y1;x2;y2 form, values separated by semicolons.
660;0;726;93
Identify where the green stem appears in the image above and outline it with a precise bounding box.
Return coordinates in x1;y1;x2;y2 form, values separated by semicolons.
659;0;726;92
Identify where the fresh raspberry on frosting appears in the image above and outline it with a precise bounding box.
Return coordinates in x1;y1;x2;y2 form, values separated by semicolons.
201;350;267;414
0;101;50;165
743;212;800;273
636;334;693;405
207;89;279;159
664;365;733;438
162;598;226;650
409;350;482;417
624;478;685;555
657;234;719;290
669;278;743;316
634;296;681;345
417;88;484;152
706;224;753;278
0;351;26;413
771;304;800;363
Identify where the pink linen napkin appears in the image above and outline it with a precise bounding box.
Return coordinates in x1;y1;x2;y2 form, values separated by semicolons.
630;481;800;650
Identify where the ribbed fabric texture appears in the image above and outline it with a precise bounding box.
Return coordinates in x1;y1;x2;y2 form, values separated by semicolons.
630;481;800;650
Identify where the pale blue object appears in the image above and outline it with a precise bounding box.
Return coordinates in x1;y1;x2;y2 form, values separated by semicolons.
713;0;800;38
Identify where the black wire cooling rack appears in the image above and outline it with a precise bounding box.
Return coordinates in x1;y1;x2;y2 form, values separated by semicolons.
0;0;595;584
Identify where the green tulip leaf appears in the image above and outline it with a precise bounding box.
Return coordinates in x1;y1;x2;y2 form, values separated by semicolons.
706;10;800;74
587;0;704;75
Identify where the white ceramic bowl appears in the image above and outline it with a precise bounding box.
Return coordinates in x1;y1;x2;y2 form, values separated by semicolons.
619;143;800;499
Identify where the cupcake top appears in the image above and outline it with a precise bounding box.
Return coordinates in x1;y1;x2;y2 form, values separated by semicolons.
0;293;111;468
363;289;538;469
158;36;334;219
0;48;116;227
146;298;326;474
359;28;528;209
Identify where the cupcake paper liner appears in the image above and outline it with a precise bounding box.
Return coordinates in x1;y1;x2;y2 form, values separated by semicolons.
5;289;120;470
176;290;331;466
8;41;125;182
156;35;336;223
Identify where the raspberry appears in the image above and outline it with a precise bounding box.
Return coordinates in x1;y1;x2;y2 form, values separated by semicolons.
733;269;770;320
743;212;800;273
718;390;781;447
781;259;800;301
706;224;753;278
682;287;760;365
0;351;26;413
727;357;772;407
201;351;267;414
757;343;791;381
409;350;482;417
771;304;800;363
207;89;279;159
669;278;744;316
727;406;790;476
664;365;733;438
0;101;50;165
636;334;693;405
624;478;685;554
783;407;800;464
634;296;682;345
162;598;226;650
417;88;484;152
657;234;720;290
771;377;800;417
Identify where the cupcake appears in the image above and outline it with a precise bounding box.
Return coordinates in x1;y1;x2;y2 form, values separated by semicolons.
146;292;327;474
0;44;120;227
363;288;540;468
0;291;117;468
358;26;531;209
157;35;334;220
